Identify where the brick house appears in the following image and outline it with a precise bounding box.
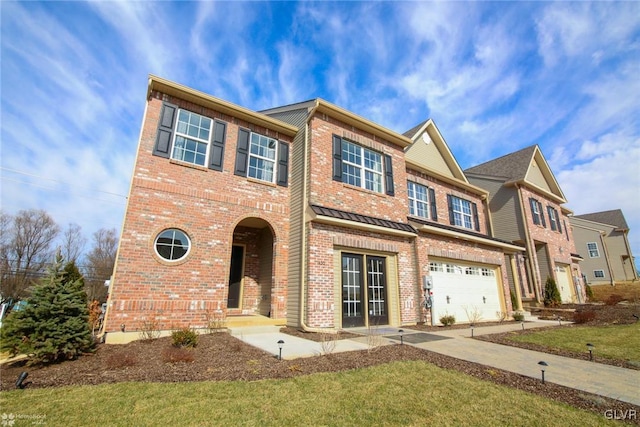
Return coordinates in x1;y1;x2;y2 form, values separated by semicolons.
570;210;638;285
465;146;586;305
103;76;524;342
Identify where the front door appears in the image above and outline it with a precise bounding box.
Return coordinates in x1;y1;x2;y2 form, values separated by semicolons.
341;253;388;328
227;245;244;309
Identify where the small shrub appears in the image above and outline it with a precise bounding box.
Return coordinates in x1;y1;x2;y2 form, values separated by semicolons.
573;310;596;324
172;328;199;348
162;346;195;363
496;311;508;323
319;332;337;355
439;314;456;326
605;294;624;306
139;316;161;342
585;284;594;301
544;277;562;307
106;352;138;369
463;305;482;324
204;309;227;333
512;312;525;322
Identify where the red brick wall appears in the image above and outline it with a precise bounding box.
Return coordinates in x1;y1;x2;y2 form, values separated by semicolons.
308;114;409;222
406;169;489;234
304;222;418;328
104;92;292;333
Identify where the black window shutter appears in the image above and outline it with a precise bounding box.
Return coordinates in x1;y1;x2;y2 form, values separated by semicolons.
208;120;226;172
447;194;454;225
564;220;569;240
332;135;342;182
529;198;539;225
540;202;547;227
547;206;557;231
472;202;480;231
234;128;250;177
277;141;289;187
428;187;437;221
384;154;394;196
556;211;562;233
153;102;177;158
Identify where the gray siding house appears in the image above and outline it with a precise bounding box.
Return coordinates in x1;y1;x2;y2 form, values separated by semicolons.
570;210;638;285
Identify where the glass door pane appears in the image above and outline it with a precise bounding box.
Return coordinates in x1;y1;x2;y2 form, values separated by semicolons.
342;253;364;327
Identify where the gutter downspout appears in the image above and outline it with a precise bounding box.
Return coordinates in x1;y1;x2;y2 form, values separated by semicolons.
297;102;334;333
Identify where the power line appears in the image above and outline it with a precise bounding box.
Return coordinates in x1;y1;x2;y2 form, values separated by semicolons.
1;177;127;205
0;167;128;198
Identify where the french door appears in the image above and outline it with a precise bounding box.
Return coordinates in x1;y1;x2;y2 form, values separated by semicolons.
342;253;388;327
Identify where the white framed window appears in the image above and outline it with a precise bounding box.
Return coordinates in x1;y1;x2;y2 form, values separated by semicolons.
172;110;212;166
529;198;546;227
429;262;443;272
593;270;605;278
587;242;600;258
155;229;191;262
450;196;473;229
248;133;277;183
341;140;383;193
408;181;429;218
481;268;495;277
465;267;480;276
547;206;562;232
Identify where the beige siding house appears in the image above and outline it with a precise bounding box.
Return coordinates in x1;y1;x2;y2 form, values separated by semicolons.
570;210;638;285
465;145;586;306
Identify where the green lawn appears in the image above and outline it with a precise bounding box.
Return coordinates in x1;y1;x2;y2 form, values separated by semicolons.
1;361;618;426
508;323;640;362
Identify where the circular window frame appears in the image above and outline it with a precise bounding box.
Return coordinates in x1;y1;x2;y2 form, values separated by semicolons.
152;228;192;265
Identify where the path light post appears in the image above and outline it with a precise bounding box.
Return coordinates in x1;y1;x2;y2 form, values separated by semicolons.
470;324;474;338
15;372;28;389
277;339;284;360
398;329;404;345
538;361;548;384
586;343;595;361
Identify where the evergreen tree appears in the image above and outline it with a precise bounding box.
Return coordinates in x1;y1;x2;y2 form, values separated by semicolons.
0;253;94;365
543;277;562;307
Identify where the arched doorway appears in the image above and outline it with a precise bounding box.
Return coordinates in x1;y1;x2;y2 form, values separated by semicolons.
228;217;275;317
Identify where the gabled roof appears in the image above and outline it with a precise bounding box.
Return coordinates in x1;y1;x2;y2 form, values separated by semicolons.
573;209;629;231
464;145;566;203
403;119;485;195
261;99;412;149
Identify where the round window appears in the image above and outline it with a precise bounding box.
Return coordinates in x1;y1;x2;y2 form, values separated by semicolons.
155;229;191;261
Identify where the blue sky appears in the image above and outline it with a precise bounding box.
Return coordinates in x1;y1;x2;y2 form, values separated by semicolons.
1;1;639;267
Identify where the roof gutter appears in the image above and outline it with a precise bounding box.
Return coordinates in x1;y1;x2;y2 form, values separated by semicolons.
147;75;298;137
409;221;524;253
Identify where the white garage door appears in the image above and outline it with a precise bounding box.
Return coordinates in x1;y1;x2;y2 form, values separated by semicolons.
429;261;503;325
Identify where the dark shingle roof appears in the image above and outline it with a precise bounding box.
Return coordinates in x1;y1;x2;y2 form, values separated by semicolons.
311;205;416;233
573;209;629;230
464;145;537;181
403;120;429;139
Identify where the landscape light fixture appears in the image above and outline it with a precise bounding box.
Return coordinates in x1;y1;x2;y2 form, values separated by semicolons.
470;324;475;338
538;361;548;384
557;315;562;326
521;320;525;331
586;343;595;361
277;339;284;360
120;323;126;332
398;329;404;345
15;372;28;389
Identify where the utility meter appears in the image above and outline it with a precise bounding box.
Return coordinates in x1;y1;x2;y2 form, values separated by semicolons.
422;275;433;291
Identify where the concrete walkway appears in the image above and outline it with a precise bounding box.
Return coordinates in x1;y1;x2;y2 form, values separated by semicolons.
231;321;640;406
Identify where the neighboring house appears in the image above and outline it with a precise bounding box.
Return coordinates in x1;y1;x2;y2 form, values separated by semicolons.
103;76;523;342
465;146;586;305
570;210;638;285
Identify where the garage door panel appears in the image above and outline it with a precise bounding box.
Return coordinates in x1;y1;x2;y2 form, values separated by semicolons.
429;261;502;325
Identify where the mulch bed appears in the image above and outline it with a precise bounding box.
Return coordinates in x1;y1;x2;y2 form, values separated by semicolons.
2;304;639;425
